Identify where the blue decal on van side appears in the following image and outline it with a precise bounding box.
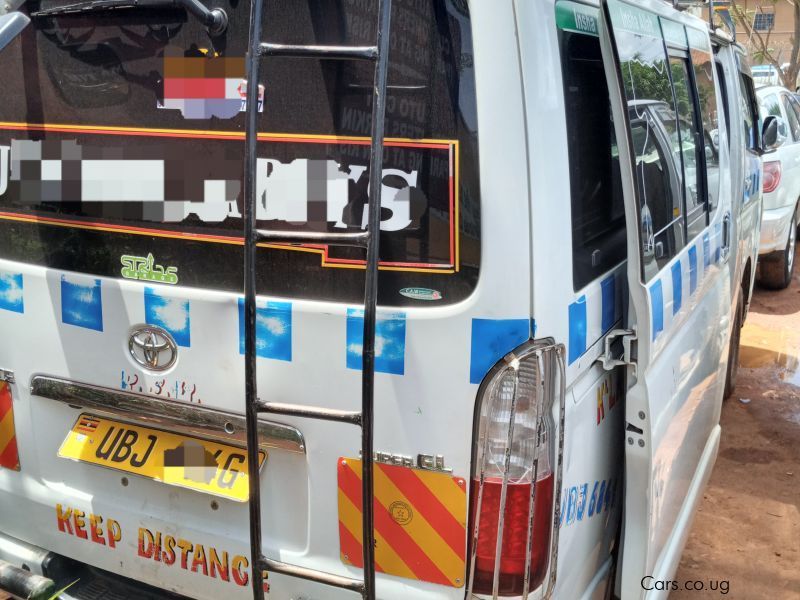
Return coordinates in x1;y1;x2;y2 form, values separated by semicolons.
238;299;292;361
703;232;711;271
714;222;722;263
650;280;663;341
0;271;23;313
560;478;616;528
347;309;406;375
145;287;190;347
601;275;615;333
61;276;103;331
568;296;587;364
469;318;529;384
688;246;698;294
671;261;682;315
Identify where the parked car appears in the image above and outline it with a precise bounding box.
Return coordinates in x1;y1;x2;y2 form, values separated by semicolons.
756;85;800;288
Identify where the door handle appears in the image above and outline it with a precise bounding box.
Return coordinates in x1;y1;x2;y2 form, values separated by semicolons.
721;212;732;262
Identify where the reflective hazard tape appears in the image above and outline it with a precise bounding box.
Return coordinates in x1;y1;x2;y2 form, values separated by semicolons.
0;381;20;471
337;457;467;588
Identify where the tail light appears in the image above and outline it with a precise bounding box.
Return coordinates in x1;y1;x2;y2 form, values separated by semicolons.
763;161;781;193
467;341;564;598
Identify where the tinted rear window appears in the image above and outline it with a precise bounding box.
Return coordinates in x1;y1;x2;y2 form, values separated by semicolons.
0;0;479;306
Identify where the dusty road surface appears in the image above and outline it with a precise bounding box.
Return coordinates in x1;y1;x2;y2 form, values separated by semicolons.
673;260;800;599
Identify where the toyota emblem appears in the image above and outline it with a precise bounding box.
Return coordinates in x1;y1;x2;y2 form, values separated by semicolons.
128;325;177;371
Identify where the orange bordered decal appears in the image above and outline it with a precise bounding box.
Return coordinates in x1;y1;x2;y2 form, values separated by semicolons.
0;381;20;471
337;457;466;588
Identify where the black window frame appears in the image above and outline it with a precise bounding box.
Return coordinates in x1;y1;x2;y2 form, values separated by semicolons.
557;16;627;291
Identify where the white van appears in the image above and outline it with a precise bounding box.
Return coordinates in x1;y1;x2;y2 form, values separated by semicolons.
0;1;763;600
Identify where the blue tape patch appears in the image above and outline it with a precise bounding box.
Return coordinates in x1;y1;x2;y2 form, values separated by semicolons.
347;309;406;375
145;287;190;347
650;280;664;341
61;276;103;332
714;222;722;263
703;232;711;271
238;299;292;362
0;271;23;314
568;296;587;365
688;245;698;294
469;318;529;384
600;275;616;333
671;261;682;315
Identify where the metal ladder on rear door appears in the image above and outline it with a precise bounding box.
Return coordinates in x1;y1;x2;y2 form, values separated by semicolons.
241;1;392;599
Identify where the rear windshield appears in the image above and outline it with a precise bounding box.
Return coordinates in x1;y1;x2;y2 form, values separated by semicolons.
0;0;479;306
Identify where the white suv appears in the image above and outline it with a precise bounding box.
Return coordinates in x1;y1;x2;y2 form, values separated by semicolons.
757;85;800;288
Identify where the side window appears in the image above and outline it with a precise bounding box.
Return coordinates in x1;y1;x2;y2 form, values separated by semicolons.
782;93;800;140
738;72;758;151
761;93;782;117
714;59;731;149
612;11;686;279
760;93;789;141
670;56;707;240
780;93;800;141
558;17;626;290
689;39;720;212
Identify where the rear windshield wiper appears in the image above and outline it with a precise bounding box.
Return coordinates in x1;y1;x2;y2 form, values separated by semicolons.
31;0;227;35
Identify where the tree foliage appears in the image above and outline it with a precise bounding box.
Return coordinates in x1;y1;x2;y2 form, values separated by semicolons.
729;0;800;90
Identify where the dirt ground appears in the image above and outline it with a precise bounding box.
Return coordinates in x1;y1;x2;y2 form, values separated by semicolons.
673;256;800;599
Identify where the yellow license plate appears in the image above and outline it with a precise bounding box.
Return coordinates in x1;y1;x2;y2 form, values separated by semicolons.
58;414;265;502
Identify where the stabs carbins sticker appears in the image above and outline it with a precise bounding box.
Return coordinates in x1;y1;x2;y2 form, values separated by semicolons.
0;381;20;471
337;457;467;588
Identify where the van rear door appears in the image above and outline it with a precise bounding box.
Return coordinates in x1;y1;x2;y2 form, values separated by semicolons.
598;1;731;596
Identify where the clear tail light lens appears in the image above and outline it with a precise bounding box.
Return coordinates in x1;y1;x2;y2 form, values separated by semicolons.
763;160;781;193
469;347;557;596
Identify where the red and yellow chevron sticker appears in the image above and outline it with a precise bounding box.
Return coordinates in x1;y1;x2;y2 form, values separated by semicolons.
0;381;20;471
337;457;467;588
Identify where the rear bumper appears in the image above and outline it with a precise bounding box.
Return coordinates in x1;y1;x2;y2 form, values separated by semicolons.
759;203;796;255
0;531;186;600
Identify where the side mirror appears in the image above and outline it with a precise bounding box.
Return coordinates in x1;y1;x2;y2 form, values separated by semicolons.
762;115;785;152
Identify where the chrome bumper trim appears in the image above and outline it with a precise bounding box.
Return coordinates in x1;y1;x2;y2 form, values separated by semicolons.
30;375;306;454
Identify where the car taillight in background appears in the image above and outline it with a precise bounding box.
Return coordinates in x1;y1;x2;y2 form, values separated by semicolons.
467;341;564;598
763;160;782;193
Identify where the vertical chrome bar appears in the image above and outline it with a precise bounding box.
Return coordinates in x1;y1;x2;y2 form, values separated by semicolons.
243;0;265;597
545;345;567;599
466;374;497;596
491;365;520;599
521;350;545;599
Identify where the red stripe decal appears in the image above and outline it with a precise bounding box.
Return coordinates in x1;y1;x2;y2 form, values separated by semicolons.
0;437;19;470
339;462;451;586
379;463;465;560
0;383;11;419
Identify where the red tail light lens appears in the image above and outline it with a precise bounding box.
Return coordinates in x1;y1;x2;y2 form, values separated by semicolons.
763;160;782;193
470;474;554;595
469;348;557;596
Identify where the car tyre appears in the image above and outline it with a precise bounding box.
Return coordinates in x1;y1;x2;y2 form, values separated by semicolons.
723;293;743;400
759;207;797;289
